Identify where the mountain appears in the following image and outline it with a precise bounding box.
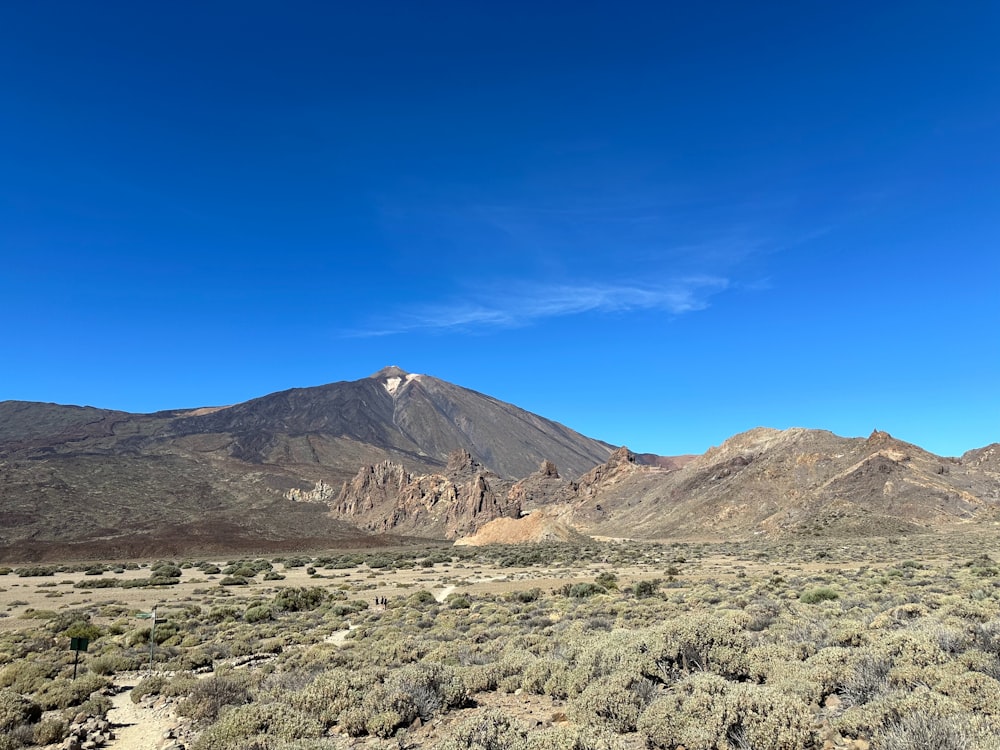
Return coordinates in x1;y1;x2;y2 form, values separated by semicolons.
4;369;998;559
322;429;1000;542
537;428;1000;539
0;368;613;560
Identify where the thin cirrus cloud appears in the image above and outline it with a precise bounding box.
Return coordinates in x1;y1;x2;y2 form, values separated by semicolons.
349;276;729;337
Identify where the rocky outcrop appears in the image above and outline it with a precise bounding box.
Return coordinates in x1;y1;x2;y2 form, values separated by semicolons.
508;459;575;509
285;479;338;503
575;446;642;498
329;449;521;538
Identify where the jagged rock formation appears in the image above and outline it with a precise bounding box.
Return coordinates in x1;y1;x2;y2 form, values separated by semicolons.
330;449;521;538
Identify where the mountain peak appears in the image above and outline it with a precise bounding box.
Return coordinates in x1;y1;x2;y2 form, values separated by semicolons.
370;366;424;396
370;365;409;379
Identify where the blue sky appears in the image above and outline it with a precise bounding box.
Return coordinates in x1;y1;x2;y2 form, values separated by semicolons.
2;2;998;458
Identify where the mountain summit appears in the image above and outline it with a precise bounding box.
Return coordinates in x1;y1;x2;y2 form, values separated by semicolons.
0;369;613;559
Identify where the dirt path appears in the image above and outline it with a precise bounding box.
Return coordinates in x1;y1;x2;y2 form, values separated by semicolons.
324;620;357;645
434;584;456;602
105;677;177;750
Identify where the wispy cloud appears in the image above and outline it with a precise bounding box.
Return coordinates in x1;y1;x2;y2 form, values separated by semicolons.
347;276;729;337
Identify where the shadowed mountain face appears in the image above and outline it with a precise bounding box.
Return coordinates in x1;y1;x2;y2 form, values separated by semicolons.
165;366;614;479
0;367;613;559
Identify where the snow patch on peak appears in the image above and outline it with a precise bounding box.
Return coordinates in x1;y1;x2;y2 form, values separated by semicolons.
384;372;422;396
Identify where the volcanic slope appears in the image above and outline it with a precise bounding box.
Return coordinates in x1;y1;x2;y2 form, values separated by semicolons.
0;367;612;559
545;428;1000;539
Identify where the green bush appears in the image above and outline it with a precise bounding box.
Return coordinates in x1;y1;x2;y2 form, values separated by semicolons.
594;572;618;590
245;605;272;623
0;660;54;692
565;583;605;598
35;674;110;710
448;594;472;609
273;587;328;613
800;586;839;604
15;566;55;577
633;579;661;599
62;619;102;640
88;653;135;676
74;578;120;589
75;693;112;719
151;563;183;578
131;675;168;703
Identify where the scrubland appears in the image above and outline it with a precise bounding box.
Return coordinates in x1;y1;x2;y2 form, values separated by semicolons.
1;533;999;750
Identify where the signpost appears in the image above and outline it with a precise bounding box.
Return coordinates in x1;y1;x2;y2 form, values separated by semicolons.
137;606;169;668
69;637;89;680
137;607;157;668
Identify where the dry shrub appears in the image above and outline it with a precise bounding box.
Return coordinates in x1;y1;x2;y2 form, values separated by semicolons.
649;612;752;682
838;650;891;706
192;702;322;750
933;669;1000;719
875;712;976;750
568;672;656;733
33;716;69;744
350;662;470;738
438;708;529;750
527;726;627;750
0;688;42;732
287;667;384;727
637;673;813;750
833;687;988;741
521;656;570;698
0;660;54;693
178;672;255;722
34;673;109;710
564;629;656;696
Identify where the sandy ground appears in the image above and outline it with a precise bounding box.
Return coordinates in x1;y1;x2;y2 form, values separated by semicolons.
106;676;177;750
0;549;906;632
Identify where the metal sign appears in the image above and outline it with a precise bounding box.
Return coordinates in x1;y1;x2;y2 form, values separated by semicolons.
70;637;89;680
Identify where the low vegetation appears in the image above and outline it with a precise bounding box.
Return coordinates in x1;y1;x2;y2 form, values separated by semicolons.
0;536;998;749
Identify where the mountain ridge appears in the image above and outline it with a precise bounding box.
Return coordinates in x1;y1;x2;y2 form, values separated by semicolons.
1;370;998;559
